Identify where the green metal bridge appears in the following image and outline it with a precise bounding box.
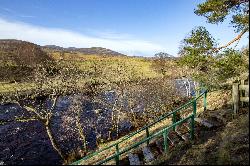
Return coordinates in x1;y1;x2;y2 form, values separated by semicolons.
71;88;208;165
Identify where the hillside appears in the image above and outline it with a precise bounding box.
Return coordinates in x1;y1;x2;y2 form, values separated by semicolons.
0;39;52;66
0;39;52;82
0;40;170;101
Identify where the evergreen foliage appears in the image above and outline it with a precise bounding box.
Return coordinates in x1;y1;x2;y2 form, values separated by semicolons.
178;0;249;89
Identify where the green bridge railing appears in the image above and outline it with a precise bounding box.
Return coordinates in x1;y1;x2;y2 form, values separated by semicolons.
71;89;207;165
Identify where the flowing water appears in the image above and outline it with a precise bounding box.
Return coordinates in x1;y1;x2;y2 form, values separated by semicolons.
0;78;197;165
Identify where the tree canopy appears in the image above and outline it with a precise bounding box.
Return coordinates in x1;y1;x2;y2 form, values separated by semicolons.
195;0;249;32
178;26;217;71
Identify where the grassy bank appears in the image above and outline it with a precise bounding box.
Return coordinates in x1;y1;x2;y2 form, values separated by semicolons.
1;52;184;102
151;89;249;165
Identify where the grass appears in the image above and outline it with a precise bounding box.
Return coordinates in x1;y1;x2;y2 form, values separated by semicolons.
0;82;36;94
49;52;182;81
71;55;159;80
0;53;162;98
0;52;160;90
195;89;232;117
217;112;249;165
172;112;249;165
152;88;248;165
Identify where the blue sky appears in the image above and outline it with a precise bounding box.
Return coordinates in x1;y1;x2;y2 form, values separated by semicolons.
0;0;248;57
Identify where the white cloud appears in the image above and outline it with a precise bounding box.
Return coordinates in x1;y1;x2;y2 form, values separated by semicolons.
0;18;165;56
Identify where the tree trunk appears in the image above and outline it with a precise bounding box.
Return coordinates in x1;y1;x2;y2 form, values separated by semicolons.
131;109;138;128
45;123;65;161
187;78;191;97
76;112;87;152
116;110;120;137
184;79;189;97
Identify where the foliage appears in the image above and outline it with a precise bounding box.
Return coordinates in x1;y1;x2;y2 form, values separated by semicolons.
183;47;249;90
0;47;187;165
0;40;53;83
178;26;217;72
151;52;174;76
214;48;248;81
0;65;34;82
195;0;249;32
0;39;52;67
178;0;249;90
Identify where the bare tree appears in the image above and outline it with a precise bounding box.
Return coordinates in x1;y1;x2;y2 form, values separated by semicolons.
0;60;84;162
13;94;66;160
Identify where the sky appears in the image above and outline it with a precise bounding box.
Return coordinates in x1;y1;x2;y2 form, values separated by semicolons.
0;0;248;57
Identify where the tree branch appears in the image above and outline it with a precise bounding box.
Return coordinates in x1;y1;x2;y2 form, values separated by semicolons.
0;117;39;125
213;28;249;52
49;95;59;113
13;101;45;121
15;117;39;122
24;106;46;120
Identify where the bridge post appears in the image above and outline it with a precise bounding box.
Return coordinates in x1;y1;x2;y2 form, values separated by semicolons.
193;100;197;117
190;115;195;140
115;144;119;165
146;127;150;146
203;90;207;111
172;112;176;131
163;129;169;153
232;83;239;114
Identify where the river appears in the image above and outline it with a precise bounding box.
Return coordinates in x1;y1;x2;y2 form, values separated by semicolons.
0;78;197;165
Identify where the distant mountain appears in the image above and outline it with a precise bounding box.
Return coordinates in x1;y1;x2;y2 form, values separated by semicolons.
42;45;64;51
42;45;126;56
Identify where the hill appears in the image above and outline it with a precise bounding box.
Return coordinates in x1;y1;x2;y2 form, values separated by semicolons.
0;39;52;67
0;39;185;102
0;39;52;82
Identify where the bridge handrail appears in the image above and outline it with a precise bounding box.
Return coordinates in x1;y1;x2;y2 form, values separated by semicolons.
71;89;207;165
